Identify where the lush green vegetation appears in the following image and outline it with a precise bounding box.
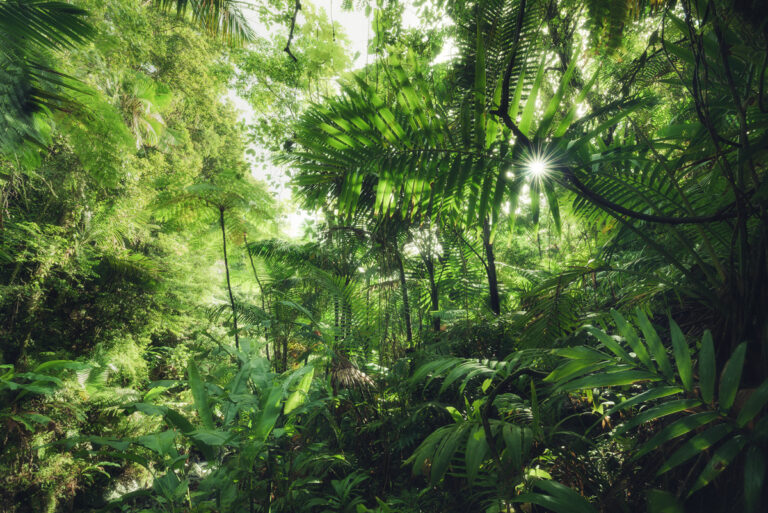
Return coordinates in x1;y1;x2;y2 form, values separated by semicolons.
2;0;767;512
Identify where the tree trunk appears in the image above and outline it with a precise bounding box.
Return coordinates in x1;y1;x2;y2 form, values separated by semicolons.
219;207;239;349
334;297;340;342
425;257;440;331
395;249;413;345
483;219;501;315
244;233;269;352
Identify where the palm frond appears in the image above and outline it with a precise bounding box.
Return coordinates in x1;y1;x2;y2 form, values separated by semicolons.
152;0;255;45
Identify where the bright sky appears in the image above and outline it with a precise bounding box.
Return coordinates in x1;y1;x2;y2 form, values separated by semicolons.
232;1;455;238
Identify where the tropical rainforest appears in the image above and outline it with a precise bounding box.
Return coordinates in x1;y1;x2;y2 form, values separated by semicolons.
1;0;768;512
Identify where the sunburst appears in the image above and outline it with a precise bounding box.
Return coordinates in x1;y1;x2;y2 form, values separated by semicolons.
519;143;559;183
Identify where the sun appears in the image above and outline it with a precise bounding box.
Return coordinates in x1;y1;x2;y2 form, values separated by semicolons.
528;158;549;178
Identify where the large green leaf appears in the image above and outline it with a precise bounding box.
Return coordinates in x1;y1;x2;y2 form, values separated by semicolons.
744;446;766;513
137;430;178;457
669;319;693;392
430;423;470;485
465;425;488;483
584;326;632;363
698;331;716;404
537;54;577;138
519;55;546;137
255;385;283;442
646;489;685;513
562;369;660;391
656;424;733;475
737;379;768;427
502;423;532;472
284;367;314;415
604;386;683;418
512;479;597;513
718;342;747;412
188;360;214;430
688;435;745;495
634;411;718;460
635;309;673;379
610;310;652;370
614;398;702;436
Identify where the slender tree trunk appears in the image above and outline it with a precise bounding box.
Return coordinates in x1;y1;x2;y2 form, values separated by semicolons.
334;297;340;342
483;219;501;315
244;233;269;352
219;207;239;349
395;249;413;345
273;337;281;370
344;302;352;339
425;257;440;331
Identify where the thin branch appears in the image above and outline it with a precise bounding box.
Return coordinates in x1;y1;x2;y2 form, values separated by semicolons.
284;0;301;62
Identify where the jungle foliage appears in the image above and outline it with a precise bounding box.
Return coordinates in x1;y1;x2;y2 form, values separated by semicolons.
1;0;767;512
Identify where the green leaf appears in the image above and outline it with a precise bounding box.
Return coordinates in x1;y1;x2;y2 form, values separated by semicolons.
530;181;540;225
32;360;85;373
255;385;283;442
635;309;673;379
656;424;733;475
506;424;533;472
646;489;685;513
604;386;683;418
285;367;314;415
698;330;716;404
744;446;766;513
474;16;487;150
737;379;768;427
551;346;610;361
537;54;577;138
143;385;170;402
138;430;177;457
669;319;693;392
187;360;214;430
611;310;653;370
634;411;718;460
163;408;195;435
430;423;469;485
585;326;633;363
519;55;547;137
688;435;746;495
191;429;234;446
512;479;597;513
554;70;598;138
544;359;614;386
445;406;463;423
465;426;488;483
562;369;660;391
543;181;561;233
615;399;703;436
718;342;747;412
509;66;526;122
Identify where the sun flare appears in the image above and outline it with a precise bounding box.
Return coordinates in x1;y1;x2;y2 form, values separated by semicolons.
528;158;549;177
